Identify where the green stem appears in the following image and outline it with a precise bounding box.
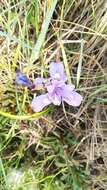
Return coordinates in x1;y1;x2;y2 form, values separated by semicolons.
0;108;50;121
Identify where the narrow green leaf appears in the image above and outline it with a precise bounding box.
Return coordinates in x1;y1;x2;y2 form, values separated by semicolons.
0;107;51;121
30;0;58;64
0;157;7;187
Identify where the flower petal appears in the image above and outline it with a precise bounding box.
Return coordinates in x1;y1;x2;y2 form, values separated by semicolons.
48;93;61;105
31;94;51;112
34;77;47;85
47;80;64;105
62;85;83;107
15;71;31;87
47;83;55;93
34;77;47;89
49;62;67;81
47;79;65;93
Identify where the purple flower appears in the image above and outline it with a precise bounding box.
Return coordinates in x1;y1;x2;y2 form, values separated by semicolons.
33;77;47;90
31;94;51;112
31;62;83;112
33;62;67;89
15;71;32;88
49;62;67;81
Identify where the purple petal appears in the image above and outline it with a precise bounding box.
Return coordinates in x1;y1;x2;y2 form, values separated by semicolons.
15;71;31;87
31;94;51;112
47;80;65;93
34;77;47;84
47;80;64;105
48;93;61;105
62;85;83;107
63;84;75;91
47;83;55;93
34;77;47;89
49;62;67;81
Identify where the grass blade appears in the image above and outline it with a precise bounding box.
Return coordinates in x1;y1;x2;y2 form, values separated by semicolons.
60;41;72;84
0;157;7;187
0;107;51;121
30;0;58;64
77;39;85;87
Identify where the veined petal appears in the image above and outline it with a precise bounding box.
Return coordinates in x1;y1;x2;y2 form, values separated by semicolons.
31;94;51;112
47;84;55;93
47;79;65;94
47;80;64;105
49;62;67;81
48;93;61;105
62;85;83;107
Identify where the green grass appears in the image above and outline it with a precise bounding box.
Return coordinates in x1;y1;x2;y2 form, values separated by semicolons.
0;0;107;190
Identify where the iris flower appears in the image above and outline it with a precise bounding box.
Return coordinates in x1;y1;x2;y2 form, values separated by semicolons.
31;62;83;112
15;71;32;88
